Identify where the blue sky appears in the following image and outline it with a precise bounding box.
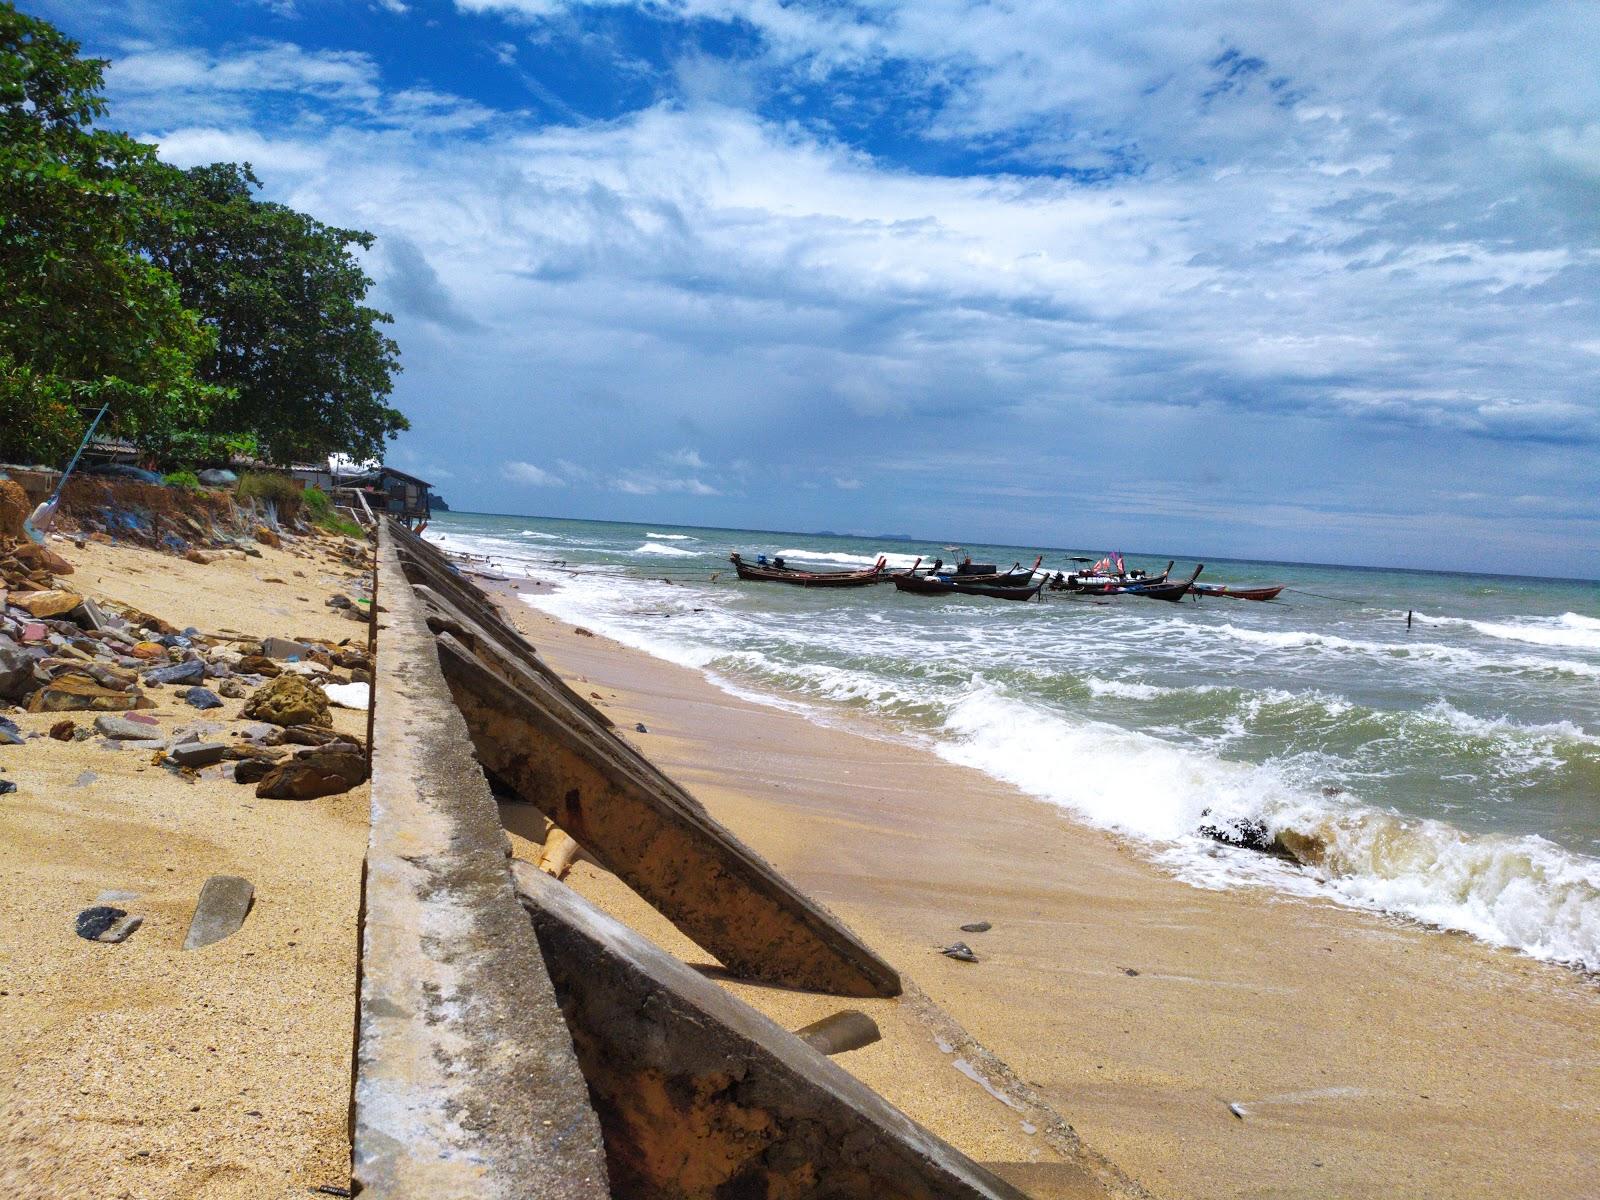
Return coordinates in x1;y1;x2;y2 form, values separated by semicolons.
43;0;1600;574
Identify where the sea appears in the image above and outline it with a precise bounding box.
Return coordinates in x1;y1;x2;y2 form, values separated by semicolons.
426;511;1600;972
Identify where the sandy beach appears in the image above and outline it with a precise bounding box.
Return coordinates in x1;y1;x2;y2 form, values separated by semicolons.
487;577;1600;1200
1;536;374;1199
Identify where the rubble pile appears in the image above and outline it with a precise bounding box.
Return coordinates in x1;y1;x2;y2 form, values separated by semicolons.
1;534;375;799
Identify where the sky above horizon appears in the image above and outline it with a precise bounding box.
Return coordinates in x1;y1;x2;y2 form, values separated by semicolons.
44;0;1600;575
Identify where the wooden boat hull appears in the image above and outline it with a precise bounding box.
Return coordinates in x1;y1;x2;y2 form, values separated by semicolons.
1110;564;1203;602
1192;583;1284;601
892;575;1045;601
730;555;887;586
1050;561;1173;593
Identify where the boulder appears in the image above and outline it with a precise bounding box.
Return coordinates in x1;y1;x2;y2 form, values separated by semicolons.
16;590;83;619
12;541;74;576
48;719;76;741
241;674;331;728
236;654;281;677
197;468;237;487
254;525;281;548
28;674;148;713
254;747;368;800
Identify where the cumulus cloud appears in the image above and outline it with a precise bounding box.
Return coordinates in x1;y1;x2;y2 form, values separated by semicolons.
77;1;1600;570
502;461;567;486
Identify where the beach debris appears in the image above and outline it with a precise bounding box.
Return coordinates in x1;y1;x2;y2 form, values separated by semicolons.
242;674;332;727
261;636;312;661
537;827;582;880
48;719;75;741
142;658;206;686
0;779;15;794
938;942;979;963
182;875;255;950
94;713;161;740
1121;967;1140;976
574;626;594;637
959;921;992;933
312;1186;354;1198
69;596;111;632
793;1010;882;1056
1229;1102;1247;1120
28;673;150;713
255;747;368;799
634;722;648;733
75;905;128;940
0;636;39;699
180;686;224;710
169;742;228;769
323;681;370;710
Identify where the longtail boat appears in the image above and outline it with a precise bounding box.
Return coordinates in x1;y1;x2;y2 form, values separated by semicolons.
1051;560;1174;593
1109;563;1204;602
728;553;888;587
931;554;1042;585
1191;582;1284;601
891;574;1046;601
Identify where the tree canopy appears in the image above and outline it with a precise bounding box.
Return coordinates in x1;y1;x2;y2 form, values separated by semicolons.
0;2;406;468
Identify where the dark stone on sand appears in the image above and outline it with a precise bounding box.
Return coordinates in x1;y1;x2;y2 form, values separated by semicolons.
183;875;254;950
76;905;126;940
170;742;227;768
634;722;648;733
0;779;16;794
255;748;368;799
48;719;75;741
0;635;37;700
181;686;223;710
959;921;992;933
939;942;978;963
233;758;274;784
143;659;205;686
1197;810;1294;859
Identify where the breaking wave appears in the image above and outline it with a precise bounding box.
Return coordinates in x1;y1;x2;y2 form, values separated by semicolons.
646;532;696;540
634;541;697;557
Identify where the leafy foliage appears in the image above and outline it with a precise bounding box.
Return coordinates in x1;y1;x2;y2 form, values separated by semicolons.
162;469;202;491
0;3;224;464
139;161;408;465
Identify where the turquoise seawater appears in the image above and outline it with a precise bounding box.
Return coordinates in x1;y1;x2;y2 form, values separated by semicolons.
428;511;1600;969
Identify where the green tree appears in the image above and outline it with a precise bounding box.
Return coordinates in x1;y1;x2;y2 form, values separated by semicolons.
0;2;222;464
139;160;408;465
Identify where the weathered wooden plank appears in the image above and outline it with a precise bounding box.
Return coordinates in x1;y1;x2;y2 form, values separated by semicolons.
513;861;1029;1200
352;527;609;1199
437;631;902;998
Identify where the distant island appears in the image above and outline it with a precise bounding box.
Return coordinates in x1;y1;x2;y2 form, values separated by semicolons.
431;496;451;511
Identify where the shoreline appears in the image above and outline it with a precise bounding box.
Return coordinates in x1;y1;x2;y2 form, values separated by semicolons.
483;571;1600;1200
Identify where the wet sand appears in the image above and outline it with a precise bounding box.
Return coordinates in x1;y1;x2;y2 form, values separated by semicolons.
491;579;1600;1200
1;537;372;1199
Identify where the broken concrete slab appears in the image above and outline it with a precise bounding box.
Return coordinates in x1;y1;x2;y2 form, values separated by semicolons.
438;631;900;998
350;527;608;1200
170;742;228;769
182;875;255;950
513;861;1029;1200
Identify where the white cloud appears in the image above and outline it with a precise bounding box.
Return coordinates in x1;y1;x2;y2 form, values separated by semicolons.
663;448;706;468
502;461;567;486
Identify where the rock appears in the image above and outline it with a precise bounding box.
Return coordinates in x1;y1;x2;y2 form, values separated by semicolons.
48;719;75;741
75;906;127;940
260;636;312;661
233;758;274;784
170;741;227;768
197;468;237;487
281;724;356;748
634;722;648;733
217;677;249;699
326;594;352;609
574;627;595;637
236;654;281;677
96;913;143;943
350;667;371;685
241;674;331;727
11;540;73;576
254;747;368;799
180;686;223;710
129;641;166;660
0;478;28;540
959;921;992;933
254;525;281;548
19;622;48;644
938;942;978;963
16;590;82;619
0;727;24;747
184;549;221;565
323;681;369;711
0;635;36;700
142;659;205;686
95;713;162;740
0;779;15;794
28;674;148;713
182;875;255;950
69;597;110;632
793;1010;882;1056
1196;811;1294;859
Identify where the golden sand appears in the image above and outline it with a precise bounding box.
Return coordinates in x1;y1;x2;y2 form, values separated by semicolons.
1;537;372;1200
